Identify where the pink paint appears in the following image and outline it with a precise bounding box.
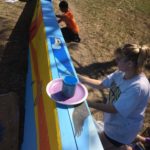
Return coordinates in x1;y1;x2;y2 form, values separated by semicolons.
46;78;88;105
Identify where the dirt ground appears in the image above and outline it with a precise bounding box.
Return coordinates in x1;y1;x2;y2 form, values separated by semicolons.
0;0;150;149
0;0;36;149
54;0;150;128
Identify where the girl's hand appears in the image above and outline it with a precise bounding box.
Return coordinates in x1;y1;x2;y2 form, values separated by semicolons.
77;74;105;90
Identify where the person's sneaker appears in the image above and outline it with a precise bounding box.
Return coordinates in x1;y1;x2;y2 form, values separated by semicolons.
73;37;81;43
145;137;150;143
5;0;18;3
73;34;81;43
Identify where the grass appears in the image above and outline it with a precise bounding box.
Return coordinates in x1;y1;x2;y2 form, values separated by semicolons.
54;0;150;46
65;0;150;129
135;0;150;15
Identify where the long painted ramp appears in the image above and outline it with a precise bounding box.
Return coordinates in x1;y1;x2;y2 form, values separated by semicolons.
21;0;104;150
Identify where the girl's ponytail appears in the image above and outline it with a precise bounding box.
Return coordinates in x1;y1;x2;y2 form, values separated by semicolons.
138;45;150;69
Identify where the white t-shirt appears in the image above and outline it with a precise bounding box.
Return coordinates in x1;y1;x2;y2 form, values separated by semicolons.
102;70;150;144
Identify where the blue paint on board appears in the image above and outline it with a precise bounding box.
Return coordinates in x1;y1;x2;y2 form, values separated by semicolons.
21;55;37;150
47;38;78;150
49;37;74;75
41;0;104;150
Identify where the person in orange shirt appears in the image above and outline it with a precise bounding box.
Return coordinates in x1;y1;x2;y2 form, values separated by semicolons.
56;0;81;43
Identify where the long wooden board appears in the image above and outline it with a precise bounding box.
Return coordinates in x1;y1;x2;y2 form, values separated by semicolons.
21;0;104;149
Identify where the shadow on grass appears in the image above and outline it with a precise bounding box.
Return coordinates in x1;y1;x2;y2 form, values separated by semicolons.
0;0;36;148
73;58;116;104
73;57;150;104
74;58;116;78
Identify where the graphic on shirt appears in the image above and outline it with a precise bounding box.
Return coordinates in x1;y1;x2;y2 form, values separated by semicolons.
108;80;121;103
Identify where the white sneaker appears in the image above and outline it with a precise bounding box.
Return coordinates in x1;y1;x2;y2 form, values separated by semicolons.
5;0;18;3
93;119;104;134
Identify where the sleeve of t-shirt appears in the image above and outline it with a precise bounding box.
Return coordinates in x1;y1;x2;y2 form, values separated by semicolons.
62;14;67;22
114;86;141;118
102;71;118;88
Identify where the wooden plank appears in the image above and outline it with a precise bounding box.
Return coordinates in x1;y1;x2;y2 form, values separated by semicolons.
47;38;77;149
22;1;62;149
41;1;104;149
41;2;78;148
49;36;103;150
22;0;104;149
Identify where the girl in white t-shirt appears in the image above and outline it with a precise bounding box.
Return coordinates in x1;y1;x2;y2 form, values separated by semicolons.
78;44;150;150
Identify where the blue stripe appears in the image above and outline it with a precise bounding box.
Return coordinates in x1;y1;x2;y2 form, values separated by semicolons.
50;38;103;149
42;1;78;149
47;38;77;149
21;54;37;150
49;37;75;76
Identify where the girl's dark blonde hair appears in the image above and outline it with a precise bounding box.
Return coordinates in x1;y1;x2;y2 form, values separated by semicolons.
115;44;150;71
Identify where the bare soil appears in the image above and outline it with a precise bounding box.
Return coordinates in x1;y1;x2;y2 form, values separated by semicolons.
66;0;150;146
0;0;36;149
53;0;150;136
0;0;150;149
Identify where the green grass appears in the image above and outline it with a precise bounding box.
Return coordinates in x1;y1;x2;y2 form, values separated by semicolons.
135;0;150;15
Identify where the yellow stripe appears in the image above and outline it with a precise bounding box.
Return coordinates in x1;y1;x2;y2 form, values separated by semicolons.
30;1;62;149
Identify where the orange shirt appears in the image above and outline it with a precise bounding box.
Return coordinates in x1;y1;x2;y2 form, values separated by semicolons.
63;9;79;34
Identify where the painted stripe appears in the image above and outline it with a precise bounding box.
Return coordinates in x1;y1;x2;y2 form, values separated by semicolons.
30;42;51;150
22;0;62;150
47;38;77;150
22;0;104;149
29;2;62;149
37;97;51;150
29;9;43;41
21;55;37;150
51;36;104;150
41;1;78;149
41;1;104;150
30;42;40;79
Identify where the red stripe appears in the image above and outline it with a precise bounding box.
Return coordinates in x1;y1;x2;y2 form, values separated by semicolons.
38;96;51;150
29;10;43;41
30;43;40;79
30;42;51;150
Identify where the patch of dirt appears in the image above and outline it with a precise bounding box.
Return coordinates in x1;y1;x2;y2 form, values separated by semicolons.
0;0;36;149
53;0;150;130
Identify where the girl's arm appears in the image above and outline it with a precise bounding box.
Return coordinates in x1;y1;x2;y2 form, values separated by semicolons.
88;101;117;113
78;74;105;90
78;74;117;113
